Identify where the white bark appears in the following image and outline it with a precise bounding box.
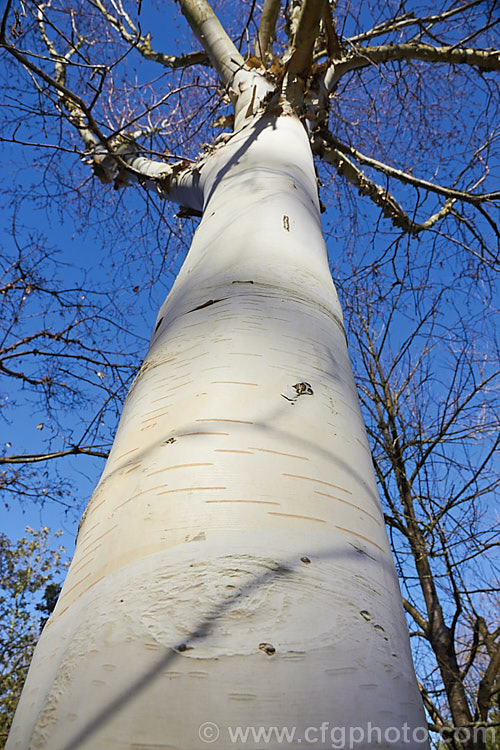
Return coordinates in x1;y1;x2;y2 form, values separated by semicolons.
177;0;273;131
178;0;246;88
7;114;428;749
256;0;281;61
90;140;204;209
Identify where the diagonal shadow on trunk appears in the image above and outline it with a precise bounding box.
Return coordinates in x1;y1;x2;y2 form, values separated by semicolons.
60;541;384;750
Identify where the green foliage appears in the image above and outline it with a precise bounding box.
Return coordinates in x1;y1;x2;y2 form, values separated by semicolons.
486;701;500;750
435;708;500;750
0;528;67;748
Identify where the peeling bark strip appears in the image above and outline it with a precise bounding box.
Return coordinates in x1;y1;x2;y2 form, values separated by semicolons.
281;381;314;402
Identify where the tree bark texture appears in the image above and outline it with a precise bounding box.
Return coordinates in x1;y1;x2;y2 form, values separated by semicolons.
7;115;428;749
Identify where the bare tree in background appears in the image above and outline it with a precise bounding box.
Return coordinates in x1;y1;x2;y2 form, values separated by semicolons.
0;0;498;748
336;241;499;747
1;232;139;505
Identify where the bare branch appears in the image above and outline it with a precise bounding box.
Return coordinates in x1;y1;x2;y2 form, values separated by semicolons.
176;0;272;128
0;39;100;150
286;0;326;81
0;27;203;206
256;0;281;62
356;41;500;73
418;681;446;729
313;134;456;235
320;36;500;97
0;447;109;465
348;1;490;45
319;134;500;206
177;0;246;89
477;642;500;721
403;598;429;636
89;0;208;70
322;1;343;60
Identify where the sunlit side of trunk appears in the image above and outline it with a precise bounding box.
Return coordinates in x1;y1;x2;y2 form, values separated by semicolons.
7;115;427;749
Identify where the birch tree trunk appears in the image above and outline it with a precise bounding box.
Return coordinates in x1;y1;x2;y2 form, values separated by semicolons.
7;113;428;749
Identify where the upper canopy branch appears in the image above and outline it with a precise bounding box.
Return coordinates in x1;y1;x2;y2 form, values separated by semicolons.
319;39;500;98
89;0;208;70
347;0;488;45
316;135;499;254
321;133;500;206
355;41;500;73
287;0;326;79
256;0;281;63
176;0;273;128
0;36;100;151
0;2;204;208
313;134;457;236
176;0;247;91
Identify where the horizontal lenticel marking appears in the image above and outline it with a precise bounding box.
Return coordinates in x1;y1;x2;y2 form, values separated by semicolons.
335;525;386;553
205;499;280;505
211;381;259;386
314;491;381;524
148;463;214;475
249;447;309;460
268;511;326;523
214;449;253;454
159;486;227;495
282;473;353;495
196;418;254;424
179;432;229;437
